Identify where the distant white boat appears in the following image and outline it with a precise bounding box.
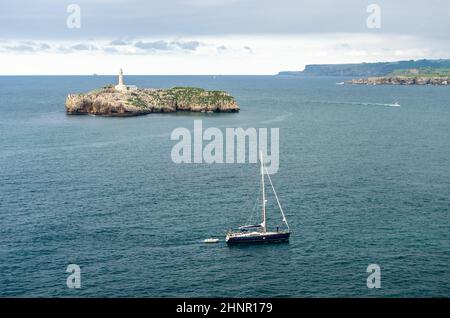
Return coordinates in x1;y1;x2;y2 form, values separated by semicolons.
203;238;219;243
389;101;401;107
336;82;345;85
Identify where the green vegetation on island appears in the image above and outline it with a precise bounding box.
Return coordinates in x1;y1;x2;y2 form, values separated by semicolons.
388;67;450;78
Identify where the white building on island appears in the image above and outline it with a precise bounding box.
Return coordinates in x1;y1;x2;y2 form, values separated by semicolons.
115;68;137;92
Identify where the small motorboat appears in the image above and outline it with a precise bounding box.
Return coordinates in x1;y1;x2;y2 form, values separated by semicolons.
390;101;401;107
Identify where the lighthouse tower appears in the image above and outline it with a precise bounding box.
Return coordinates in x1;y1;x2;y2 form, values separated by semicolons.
114;68;137;92
115;68;127;92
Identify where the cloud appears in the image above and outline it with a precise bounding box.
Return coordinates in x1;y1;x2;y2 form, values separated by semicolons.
109;39;131;46
173;40;201;50
243;46;253;53
0;39;206;55
0;41;51;53
216;44;253;55
39;43;50;50
4;44;35;52
103;47;120;54
335;43;352;50
70;44;98;51
53;43;99;54
134;40;171;51
134;40;203;53
217;45;227;52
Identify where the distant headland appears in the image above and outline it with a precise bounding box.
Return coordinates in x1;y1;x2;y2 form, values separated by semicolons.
278;59;450;86
277;59;450;77
65;69;239;117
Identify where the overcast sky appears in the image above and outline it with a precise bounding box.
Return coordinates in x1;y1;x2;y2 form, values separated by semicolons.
1;0;449;74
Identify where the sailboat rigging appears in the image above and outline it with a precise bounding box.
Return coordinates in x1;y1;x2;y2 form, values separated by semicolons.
225;152;291;244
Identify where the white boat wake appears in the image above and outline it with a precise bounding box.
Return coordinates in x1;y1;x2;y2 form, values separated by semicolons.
260;111;293;124
306;100;401;107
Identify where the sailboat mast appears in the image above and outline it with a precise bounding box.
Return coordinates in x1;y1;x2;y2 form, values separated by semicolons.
260;151;266;233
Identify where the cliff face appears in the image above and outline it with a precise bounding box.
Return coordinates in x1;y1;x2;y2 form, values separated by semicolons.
66;86;239;116
347;76;449;85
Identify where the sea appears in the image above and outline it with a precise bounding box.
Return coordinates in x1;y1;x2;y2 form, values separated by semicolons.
0;75;449;297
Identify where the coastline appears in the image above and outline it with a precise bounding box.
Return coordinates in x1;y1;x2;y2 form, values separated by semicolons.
347;76;449;86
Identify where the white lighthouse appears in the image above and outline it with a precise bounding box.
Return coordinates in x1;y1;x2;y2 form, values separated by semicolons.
115;68;127;92
115;68;137;92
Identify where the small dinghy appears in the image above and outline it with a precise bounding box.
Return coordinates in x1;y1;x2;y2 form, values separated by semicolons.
203;238;220;243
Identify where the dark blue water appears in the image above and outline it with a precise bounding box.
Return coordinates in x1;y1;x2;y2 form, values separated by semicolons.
0;76;449;297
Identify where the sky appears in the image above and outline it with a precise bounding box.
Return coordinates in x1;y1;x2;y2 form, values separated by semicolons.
0;0;449;75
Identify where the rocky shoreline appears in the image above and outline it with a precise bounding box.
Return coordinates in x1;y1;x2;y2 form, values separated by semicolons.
65;85;239;117
347;76;449;86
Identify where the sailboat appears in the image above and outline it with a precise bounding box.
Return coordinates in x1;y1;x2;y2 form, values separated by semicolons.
225;152;291;245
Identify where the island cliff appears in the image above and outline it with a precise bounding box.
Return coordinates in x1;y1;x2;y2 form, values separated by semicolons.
66;85;240;116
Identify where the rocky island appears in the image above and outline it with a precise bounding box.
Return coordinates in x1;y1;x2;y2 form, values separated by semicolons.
347;75;449;86
66;69;239;116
